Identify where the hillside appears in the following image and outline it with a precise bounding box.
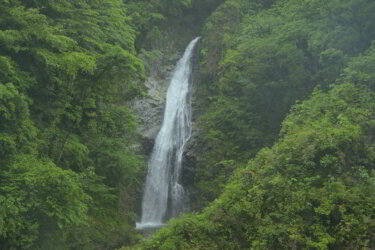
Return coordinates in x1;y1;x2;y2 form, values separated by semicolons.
1;0;375;249
137;0;375;249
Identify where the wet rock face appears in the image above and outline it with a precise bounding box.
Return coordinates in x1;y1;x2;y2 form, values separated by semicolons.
130;67;175;221
181;134;198;187
131;42;203;214
180;46;213;212
131;77;167;142
181;122;203;210
130;52;178;156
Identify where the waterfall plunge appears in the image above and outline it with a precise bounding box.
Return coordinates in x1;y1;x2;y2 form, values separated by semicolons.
136;37;200;229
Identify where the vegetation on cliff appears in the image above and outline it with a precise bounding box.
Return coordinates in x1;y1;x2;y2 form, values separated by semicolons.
0;0;222;249
141;82;375;249
0;0;147;248
1;0;375;249
189;0;375;209
139;0;375;249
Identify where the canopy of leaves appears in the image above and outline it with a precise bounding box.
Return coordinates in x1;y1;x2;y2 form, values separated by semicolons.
189;0;375;209
139;82;375;249
0;0;147;248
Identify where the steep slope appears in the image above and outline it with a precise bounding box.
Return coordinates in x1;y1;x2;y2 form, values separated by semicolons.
133;0;375;249
139;79;375;250
184;0;375;210
0;1;147;249
0;0;224;249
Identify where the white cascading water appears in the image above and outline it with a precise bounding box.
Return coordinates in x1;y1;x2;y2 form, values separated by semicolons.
136;37;200;229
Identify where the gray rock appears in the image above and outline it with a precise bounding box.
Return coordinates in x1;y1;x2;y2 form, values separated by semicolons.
129;50;179;155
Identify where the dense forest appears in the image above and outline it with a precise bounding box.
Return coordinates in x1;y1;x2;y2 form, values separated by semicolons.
1;0;375;249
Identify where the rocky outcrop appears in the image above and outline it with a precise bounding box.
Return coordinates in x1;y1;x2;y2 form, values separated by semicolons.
129;50;181;222
130;77;168;155
131;40;204;215
181;44;205;211
129;47;182;153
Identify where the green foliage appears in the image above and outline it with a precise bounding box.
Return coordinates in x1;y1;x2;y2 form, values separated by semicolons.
133;0;375;249
190;0;375;208
141;83;375;249
3;0;375;248
0;83;37;161
0;155;89;249
0;0;146;248
341;42;375;90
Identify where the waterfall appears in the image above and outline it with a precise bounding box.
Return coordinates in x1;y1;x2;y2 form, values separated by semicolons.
136;37;200;229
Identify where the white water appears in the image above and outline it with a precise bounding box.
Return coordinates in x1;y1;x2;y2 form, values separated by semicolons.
136;37;200;230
